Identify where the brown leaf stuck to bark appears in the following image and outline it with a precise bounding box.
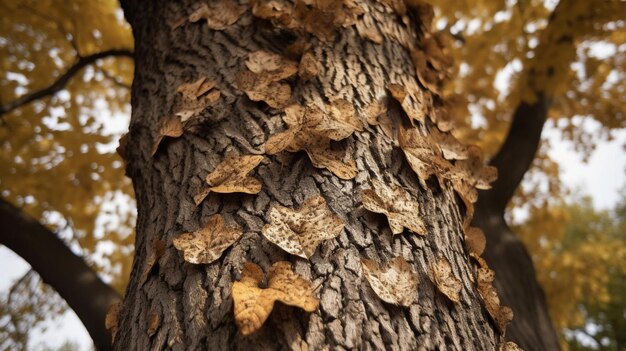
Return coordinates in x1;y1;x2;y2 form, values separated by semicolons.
139;239;166;285
151;115;184;156
235;50;298;108
388;83;426;124
298;51;319;81
500;341;524;351
264;101;362;179
361;256;418;306
232;261;319;336
116;133;128;161
430;127;470;161
262;195;345;259
187;1;248;30
474;258;514;334
361;179;427;235
175;77;221;122
430;257;462;303
464;227;486;256
194;154;264;205
105;302;122;343
173;214;243;264
147;310;160;337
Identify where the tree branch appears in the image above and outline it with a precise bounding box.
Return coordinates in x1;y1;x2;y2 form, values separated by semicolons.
0;198;121;351
0;49;133;117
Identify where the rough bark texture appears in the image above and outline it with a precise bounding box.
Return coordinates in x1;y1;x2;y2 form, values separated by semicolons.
116;1;501;349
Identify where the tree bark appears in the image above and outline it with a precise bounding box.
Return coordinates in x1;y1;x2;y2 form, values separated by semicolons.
0;198;120;351
116;0;504;349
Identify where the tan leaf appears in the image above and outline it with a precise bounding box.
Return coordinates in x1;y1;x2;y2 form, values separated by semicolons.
430;127;470;160
430;257;462;303
361;256;418;306
188;1;248;30
298;51;319;81
475;259;514;334
388;83;426;123
151;116;184;156
398;127;454;181
356;17;383;44
235;52;298;108
194;154;264;205
361;179;427;235
264;101;361;179
147;310;160;337
173;214;243;264
262;195;345;259
105;302;122;343
175;78;221;122
465;227;486;256
232;261;319;336
410;49;441;94
500;341;523;351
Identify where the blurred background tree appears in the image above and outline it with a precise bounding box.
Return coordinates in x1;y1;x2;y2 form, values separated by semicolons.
0;0;624;350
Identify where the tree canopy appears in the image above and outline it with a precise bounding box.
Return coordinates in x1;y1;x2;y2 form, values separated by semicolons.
0;0;625;349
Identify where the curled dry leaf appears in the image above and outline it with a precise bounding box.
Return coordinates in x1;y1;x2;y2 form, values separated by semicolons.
264;101;362;179
175;77;221;122
139;239;166;285
173;214;243;264
410;48;443;95
387;83;426;124
252;0;364;41
430;127;470;161
474;257;514;334
105;302;122;343
465;227;486;256
151;115;184;156
232;261;319;336
235;50;298;108
194;154;264;205
361;256;418;306
187;1;248;30
430;256;462;303
298;51;319;81
500;341;523;351
262;195;345;259
361;179;427;235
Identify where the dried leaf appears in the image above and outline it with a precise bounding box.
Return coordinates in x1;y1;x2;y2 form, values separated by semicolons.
298;51;319;81
500;341;523;351
361;179;427;235
194;154;264;205
116;133;128;161
139;239;166;285
361;256;418;306
175;78;221;122
476;260;514;334
398;126;455;182
262;195;345;259
232;261;319;335
151;116;184;156
173;214;243;264
430;257;462;303
147;311;160;337
105;302;122;343
465;227;486;256
430;127;470;160
410;49;441;94
187;1;248;30
264;101;361;179
387;83;426;124
235;51;298;108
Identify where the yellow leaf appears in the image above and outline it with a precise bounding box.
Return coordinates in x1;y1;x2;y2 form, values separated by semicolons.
361;256;418;306
173;214;243;264
262;195;345;259
361;179;427;235
232;261;319;336
429;256;462;303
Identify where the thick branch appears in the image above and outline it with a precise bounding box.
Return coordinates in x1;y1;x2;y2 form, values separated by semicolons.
481;94;551;214
0;49;133;116
0;198;121;351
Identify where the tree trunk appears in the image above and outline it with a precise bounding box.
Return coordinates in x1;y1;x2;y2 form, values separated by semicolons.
115;1;504;349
